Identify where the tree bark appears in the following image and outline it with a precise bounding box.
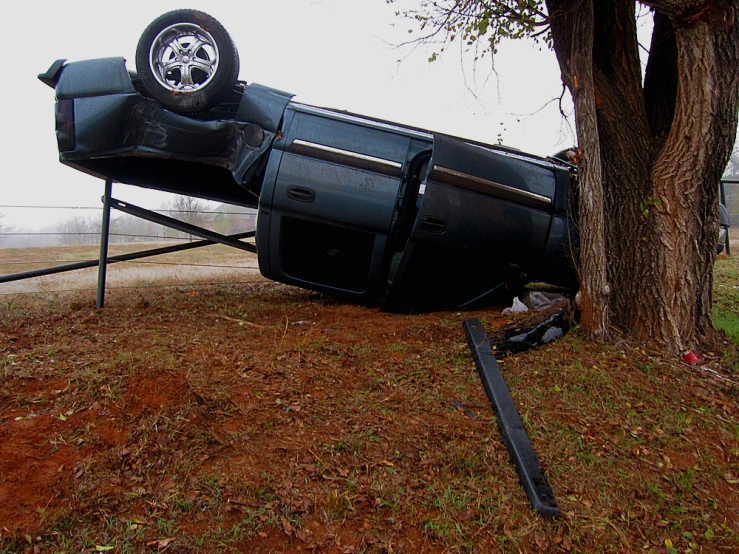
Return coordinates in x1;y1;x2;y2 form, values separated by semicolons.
590;1;657;343
549;0;739;355
638;1;739;352
547;0;611;340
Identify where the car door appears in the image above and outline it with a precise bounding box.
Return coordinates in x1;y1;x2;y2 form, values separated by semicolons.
257;106;411;298
383;134;560;309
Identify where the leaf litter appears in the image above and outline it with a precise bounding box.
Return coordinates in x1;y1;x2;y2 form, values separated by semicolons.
0;279;737;552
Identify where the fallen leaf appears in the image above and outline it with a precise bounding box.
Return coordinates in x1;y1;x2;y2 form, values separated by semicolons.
296;528;311;543
281;515;294;534
146;538;175;548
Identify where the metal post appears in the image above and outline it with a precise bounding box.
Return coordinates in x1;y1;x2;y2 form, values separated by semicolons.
720;180;731;256
96;179;113;309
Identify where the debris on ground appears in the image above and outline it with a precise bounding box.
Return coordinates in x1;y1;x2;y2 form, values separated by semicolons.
502;297;529;314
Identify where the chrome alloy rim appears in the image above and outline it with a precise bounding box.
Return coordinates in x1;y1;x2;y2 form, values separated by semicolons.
149;23;220;92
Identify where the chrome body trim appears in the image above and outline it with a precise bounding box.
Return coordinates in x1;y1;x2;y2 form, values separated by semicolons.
289;139;403;177
432;165;553;210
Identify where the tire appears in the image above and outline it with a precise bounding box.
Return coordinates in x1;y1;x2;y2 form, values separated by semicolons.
135;10;240;113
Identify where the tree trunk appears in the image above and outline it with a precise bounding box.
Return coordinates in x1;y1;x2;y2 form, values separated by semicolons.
632;2;739;353
547;0;611;340
549;0;739;355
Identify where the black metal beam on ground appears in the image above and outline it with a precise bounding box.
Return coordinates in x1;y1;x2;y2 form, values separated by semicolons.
96;179;113;309
109;198;257;253
463;318;560;518
0;232;255;284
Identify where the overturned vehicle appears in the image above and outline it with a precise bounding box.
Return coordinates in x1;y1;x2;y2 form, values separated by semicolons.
39;10;580;310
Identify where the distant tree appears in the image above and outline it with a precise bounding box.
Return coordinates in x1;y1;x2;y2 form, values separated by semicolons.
111;213;160;243
724;142;739;179
57;215;101;245
166;195;210;227
161;195;212;241
213;212;232;235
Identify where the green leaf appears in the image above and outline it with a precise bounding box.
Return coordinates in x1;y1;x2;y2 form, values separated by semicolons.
704;528;715;540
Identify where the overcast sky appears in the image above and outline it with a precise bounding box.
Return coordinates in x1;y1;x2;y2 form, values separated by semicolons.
2;0;577;230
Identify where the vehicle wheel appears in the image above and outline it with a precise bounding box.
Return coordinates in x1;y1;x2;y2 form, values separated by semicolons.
135;9;239;113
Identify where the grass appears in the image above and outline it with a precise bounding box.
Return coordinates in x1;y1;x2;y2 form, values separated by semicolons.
714;255;739;344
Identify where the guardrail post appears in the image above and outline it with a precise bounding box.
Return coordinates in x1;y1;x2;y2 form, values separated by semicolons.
96;179;113;309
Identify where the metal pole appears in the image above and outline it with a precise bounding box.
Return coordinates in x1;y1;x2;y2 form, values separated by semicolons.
109;198;256;252
96;179;113;309
720;180;731;256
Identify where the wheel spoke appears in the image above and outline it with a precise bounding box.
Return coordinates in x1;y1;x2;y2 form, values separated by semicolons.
188;38;207;54
161;60;183;75
172;36;192;54
147;20;226;95
190;59;214;76
180;65;194;86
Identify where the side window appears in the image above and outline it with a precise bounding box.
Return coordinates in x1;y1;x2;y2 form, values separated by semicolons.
280;217;375;292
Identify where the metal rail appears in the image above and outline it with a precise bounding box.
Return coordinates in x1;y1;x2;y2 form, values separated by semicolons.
0;232;255;284
109;198;256;253
0;178;258;308
96;179;113;308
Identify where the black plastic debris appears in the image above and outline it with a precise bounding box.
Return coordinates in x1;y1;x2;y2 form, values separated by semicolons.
494;307;568;357
463;318;560;518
